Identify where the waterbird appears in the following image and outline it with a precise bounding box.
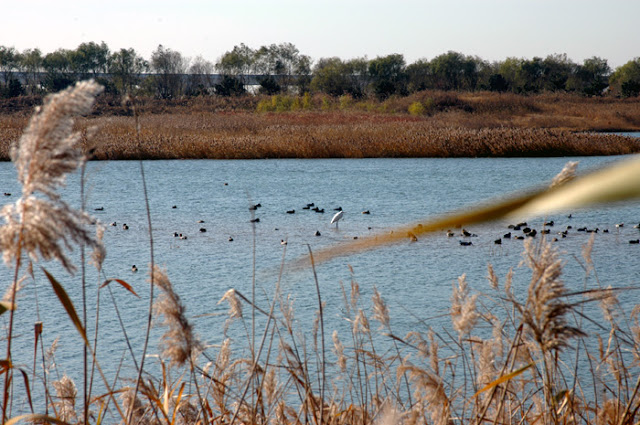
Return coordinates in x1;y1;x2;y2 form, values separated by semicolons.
172;205;177;209
94;207;104;211
334;206;343;211
314;230;321;236
110;222;117;227
199;228;206;233
616;223;624;228
250;218;260;223
280;239;287;245
503;232;511;239
408;232;418;242
447;231;455;237
286;209;295;214
131;265;138;272
362;210;370;215
331;210;344;228
461;229;472;237
228;236;234;242
3;193;10;196
122;224;129;230
180;234;188;240
494;239;502;244
630;239;640;244
459;241;472;246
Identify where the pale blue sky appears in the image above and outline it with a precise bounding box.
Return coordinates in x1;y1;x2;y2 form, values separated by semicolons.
3;0;638;68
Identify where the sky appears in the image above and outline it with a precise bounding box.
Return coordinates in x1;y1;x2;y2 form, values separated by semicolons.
2;0;638;69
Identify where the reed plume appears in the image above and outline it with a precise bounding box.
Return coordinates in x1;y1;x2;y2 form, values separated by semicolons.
519;238;585;353
52;375;78;423
151;265;202;367
0;80;104;272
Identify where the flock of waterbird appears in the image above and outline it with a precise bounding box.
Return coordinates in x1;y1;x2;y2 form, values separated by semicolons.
451;214;640;247
5;189;637;273
90;200;374;272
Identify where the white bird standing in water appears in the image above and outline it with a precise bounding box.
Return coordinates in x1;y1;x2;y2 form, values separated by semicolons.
331;210;344;228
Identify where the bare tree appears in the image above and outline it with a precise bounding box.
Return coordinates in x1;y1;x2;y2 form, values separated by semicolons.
150;45;189;99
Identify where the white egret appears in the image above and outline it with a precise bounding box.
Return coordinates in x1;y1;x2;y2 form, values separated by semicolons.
331;210;344;228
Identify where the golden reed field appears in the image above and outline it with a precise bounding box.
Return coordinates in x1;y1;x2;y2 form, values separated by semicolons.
1;91;640;160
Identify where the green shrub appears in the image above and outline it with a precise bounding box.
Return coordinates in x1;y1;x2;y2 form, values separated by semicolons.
339;94;353;110
408;101;425;116
256;98;273;112
302;92;312;110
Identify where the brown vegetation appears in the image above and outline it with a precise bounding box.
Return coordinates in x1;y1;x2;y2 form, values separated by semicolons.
1;91;640;161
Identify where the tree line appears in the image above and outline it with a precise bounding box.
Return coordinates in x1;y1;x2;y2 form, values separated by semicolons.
1;41;639;100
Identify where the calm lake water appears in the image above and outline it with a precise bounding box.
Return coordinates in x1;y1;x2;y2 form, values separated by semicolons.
1;148;640;409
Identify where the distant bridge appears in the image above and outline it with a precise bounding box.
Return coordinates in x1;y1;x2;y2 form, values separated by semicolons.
0;72;301;86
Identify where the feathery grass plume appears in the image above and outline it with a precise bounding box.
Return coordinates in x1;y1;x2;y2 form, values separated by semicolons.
1;275;25;311
405;331;430;359
582;232;595;274
520;238;585;352
332;330;347;373
218;288;243;320
372;286;390;330
151;265;202;367
398;363;450;425
487;263;499;290
119;387;149;424
550;161;579;189
451;274;479;338
52;375;78;423
0;80;103;272
89;224;106;272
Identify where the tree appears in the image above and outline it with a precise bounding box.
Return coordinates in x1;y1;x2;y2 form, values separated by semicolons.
70;41;110;79
187;55;215;95
311;57;369;97
311;57;349;96
19;48;44;95
216;43;255;91
567;57;610;96
368;54;407;99
43;49;75;92
0;46;22;97
214;75;246;96
609;58;640;97
253;43;311;94
108;48;148;95
150;44;189;99
516;57;544;93
540;53;575;91
407;59;432;92
429;51;479;91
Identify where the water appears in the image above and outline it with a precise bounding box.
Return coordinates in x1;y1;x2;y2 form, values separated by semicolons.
1;153;640;412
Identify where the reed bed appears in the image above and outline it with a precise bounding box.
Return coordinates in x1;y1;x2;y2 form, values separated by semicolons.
1;82;640;425
2;91;640;161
